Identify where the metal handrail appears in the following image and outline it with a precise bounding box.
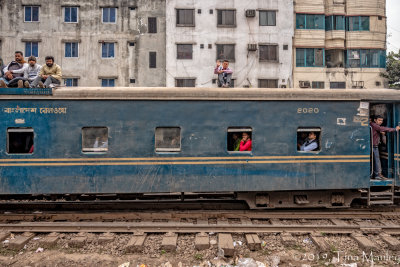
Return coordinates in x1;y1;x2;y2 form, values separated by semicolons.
370;126;374;178
397;124;399;177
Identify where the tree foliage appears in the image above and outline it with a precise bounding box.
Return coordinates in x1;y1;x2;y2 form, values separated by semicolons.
381;50;400;88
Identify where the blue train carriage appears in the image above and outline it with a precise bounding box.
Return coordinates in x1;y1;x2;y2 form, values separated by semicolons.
0;87;400;209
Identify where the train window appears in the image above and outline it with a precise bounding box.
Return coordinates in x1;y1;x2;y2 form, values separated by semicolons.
82;127;108;152
227;127;252;152
7;128;34;154
155;127;181;152
297;128;321;152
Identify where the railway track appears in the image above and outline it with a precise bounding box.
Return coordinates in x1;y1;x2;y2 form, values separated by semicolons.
1;209;400;265
1;209;399;233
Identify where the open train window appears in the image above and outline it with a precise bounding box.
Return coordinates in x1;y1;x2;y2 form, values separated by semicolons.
7;128;34;154
227;127;252;152
155;127;181;152
297;128;321;152
82;127;108;152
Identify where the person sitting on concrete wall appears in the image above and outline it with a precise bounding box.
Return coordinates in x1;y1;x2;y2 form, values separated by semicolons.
0;51;29;88
31;56;62;88
0;57;4;77
214;60;233;88
9;56;41;88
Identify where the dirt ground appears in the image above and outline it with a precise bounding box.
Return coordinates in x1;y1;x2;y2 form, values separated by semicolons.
0;232;396;266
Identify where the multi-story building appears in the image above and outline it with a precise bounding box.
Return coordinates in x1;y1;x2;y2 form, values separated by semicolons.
165;0;294;88
0;0;166;87
1;0;388;89
293;0;387;89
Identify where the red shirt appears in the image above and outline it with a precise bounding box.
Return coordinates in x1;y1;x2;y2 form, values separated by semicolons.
239;140;252;151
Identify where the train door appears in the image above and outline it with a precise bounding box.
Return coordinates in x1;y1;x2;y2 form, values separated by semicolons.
394;103;400;185
370;104;395;179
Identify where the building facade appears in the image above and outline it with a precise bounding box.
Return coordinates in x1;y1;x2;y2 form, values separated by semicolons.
0;0;388;89
293;0;387;89
0;0;166;87
165;0;294;88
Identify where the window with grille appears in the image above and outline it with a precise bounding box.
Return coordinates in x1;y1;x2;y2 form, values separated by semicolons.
175;79;195;87
216;44;235;61
148;17;157;33
296;14;324;29
217;10;236;27
176;9;195;26
259;45;278;61
259;11;276;26
258;79;278;88
296;48;324;67
312;81;325;89
330;82;346;89
177;44;193;59
149;52;157;68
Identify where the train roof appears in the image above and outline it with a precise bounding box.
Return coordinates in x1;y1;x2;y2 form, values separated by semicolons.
1;87;400;101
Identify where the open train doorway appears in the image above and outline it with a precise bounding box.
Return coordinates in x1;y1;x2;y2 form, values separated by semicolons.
369;104;396;180
393;103;400;186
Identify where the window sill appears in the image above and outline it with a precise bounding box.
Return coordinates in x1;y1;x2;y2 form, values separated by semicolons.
217;25;236;28
228;151;253;155
259;60;279;63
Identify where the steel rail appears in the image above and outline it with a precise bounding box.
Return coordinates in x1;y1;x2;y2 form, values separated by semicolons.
1;210;399;220
0;221;399;234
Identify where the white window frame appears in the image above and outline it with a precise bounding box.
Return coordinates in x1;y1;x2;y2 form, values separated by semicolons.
7;128;34;154
24;41;39;58
64;78;79;87
24;6;40;22
155;127;182;152
102;7;117;24
82;127;109;153
64;42;79;58
227;127;253;153
64;6;79;23
101;42;115;59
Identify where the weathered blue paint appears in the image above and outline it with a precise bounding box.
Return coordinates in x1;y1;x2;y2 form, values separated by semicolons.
0;99;370;194
0;88;52;95
394;103;400;186
370;179;393;187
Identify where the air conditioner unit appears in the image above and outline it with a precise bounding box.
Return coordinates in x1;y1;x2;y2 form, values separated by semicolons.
245;10;256;17
247;44;257;51
352;81;364;89
299;81;311;88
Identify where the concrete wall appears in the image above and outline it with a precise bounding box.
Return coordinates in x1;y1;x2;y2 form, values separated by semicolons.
0;0;166;87
165;0;294;88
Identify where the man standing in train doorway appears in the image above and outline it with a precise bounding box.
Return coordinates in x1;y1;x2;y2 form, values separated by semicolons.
370;115;400;180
